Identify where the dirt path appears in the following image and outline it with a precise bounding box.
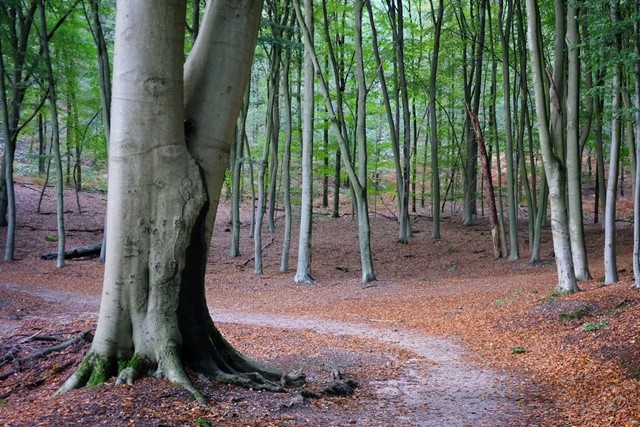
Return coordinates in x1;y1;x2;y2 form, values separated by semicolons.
211;308;525;426
1;282;526;426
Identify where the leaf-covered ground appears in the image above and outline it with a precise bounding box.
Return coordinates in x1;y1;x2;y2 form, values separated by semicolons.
1;181;639;426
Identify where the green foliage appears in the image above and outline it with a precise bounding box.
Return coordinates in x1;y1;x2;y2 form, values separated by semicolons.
495;288;524;307
581;321;609;332
559;309;589;321
195;419;212;427
511;346;527;354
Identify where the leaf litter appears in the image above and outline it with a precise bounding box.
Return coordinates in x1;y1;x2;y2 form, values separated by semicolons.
1;182;639;426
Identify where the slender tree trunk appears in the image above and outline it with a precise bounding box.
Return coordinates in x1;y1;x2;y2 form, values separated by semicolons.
333;149;341;217
498;0;519;260
280;38;294;272
516;0;536;249
633;0;640;288
594;79;606;223
294;0;376;283
253;125;270;274
267;44;281;233
366;0;403;238
393;0;412;242
38;0;66;268
322;116;329;208
354;0;376;282
0;40;15;260
467;105;502;258
85;0;112;263
604;0;622;284
294;0;315;284
246;133;256;239
565;3;591;280
622;90;636;195
0;2;39;231
229;87;249;257
526;0;578;293
38;114;46;174
462;1;486;226
429;0;443;238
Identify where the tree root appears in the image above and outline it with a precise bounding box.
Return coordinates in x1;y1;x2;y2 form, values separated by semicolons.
194;322;306;393
57;327;306;403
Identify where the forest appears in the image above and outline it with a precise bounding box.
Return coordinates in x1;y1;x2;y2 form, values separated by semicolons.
1;0;640;425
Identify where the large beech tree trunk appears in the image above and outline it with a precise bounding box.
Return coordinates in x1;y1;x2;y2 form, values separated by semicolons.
59;0;302;400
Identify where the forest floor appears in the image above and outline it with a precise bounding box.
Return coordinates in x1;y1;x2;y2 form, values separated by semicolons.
1;180;640;426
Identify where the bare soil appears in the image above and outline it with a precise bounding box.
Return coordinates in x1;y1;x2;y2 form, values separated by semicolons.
1;181;639;426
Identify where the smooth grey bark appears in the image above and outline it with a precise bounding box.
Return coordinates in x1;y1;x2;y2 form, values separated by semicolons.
229;87;249;257
319;0;347;220
367;0;408;240
467;105;503;258
253;116;270;274
622;91;636;195
393;0;412;243
333;148;341;218
604;0;621;284
498;0;519;260
255;13;286;271
526;0;578;293
461;0;486;226
530;172;547;264
0;1;37;229
353;0;376;283
380;0;410;239
84;0;111;263
486;5;508;256
428;0;443;239
38;114;45;174
514;0;535;251
280;38;294;272
266;41;281;234
634;0;640;288
565;2;591;280
0;40;15;261
294;0;376;283
550;0;566;161
294;0;315;284
38;0;65;268
85;0;111;145
594;79;606;223
245;133;257;238
59;0;302;399
322;115;329;209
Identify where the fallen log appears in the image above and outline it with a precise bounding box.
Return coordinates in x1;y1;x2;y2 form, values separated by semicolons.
41;243;102;260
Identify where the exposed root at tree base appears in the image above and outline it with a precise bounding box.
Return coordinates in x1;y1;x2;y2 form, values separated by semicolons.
56;344;306;403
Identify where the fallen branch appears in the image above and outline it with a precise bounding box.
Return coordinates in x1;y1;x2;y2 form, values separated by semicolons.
242;237;276;266
0;330;93;381
41;243;102;260
0;346;20;368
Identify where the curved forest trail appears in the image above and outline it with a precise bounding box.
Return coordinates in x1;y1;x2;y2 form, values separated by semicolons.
0;282;528;426
210;307;527;426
